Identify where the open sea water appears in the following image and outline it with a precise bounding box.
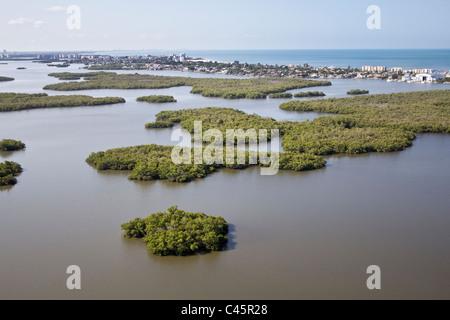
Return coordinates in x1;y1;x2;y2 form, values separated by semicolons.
95;49;450;71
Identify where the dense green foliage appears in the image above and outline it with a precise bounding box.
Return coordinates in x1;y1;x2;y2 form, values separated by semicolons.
0;161;23;186
44;72;331;100
86;142;326;183
279;90;450;133
86;144;216;183
279;90;450;155
347;89;369;95
0;76;14;82
150;107;417;156
152;107;280;141
0;92;125;112
137;95;177;103
87;90;449;183
121;206;229;256
0;139;26;151
282;119;415;155
144;121;175;129
294;91;326;98
269;92;293;99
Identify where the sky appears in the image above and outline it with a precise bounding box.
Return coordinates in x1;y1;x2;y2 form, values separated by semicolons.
1;0;449;52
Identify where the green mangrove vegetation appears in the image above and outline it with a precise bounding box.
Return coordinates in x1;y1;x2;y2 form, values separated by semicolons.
438;78;450;84
44;72;331;100
294;91;326;98
137;95;177;103
280;90;450;154
0;161;23;186
0;93;125;112
269;92;293;99
0;139;26;151
151;107;281;141
347;89;369;95
0;76;14;82
121;206;229;256
86;142;326;183
144;121;176;129
86;90;448;183
87;64;126;70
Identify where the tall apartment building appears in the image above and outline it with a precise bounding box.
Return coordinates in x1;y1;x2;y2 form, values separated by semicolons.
362;66;387;73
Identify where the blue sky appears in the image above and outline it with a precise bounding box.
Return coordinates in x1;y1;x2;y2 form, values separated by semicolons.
1;0;449;51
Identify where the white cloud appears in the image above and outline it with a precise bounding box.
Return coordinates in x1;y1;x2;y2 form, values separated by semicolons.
8;17;46;28
34;20;46;28
8;17;33;25
46;6;66;12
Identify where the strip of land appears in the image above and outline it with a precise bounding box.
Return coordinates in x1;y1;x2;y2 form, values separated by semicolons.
0;93;125;112
44;72;331;99
0;76;14;82
137;95;177;103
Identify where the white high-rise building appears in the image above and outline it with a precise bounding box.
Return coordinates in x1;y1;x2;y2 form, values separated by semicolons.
362;66;387;73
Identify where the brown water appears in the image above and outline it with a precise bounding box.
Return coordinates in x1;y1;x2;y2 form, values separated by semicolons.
0;61;449;299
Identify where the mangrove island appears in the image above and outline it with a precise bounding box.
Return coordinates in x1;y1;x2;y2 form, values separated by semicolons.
0;93;125;112
121;206;229;256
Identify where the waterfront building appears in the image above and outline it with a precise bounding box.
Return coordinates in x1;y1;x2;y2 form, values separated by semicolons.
362;66;387;73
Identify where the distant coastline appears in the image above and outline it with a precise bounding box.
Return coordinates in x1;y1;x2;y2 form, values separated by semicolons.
93;49;450;71
2;49;449;84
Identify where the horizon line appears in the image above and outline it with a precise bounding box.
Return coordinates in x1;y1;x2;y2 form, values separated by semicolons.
3;48;450;53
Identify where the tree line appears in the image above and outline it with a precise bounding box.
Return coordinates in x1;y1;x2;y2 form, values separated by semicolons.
44;72;331;100
0;92;125;112
0;76;14;82
136;95;177;103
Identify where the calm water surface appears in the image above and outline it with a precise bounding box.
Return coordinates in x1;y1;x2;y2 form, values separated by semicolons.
0;61;449;299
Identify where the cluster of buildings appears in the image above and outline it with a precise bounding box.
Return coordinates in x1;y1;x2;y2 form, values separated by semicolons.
168;53;188;62
399;72;447;83
362;66;387;73
1;49;448;84
361;65;448;83
37;53;80;60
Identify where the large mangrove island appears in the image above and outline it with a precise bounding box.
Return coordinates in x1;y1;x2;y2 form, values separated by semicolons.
44;72;331;99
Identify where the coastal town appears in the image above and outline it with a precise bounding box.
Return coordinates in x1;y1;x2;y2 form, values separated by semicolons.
1;50;449;84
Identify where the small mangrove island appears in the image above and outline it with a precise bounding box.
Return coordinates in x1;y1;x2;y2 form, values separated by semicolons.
0;93;125;112
294;91;326;98
347;89;369;95
121;206;229;256
0;161;23;186
268;92;293;99
0;76;14;82
0;139;26;151
137;95;177;103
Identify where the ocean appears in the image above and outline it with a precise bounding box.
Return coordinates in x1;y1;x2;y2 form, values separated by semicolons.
95;49;450;71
